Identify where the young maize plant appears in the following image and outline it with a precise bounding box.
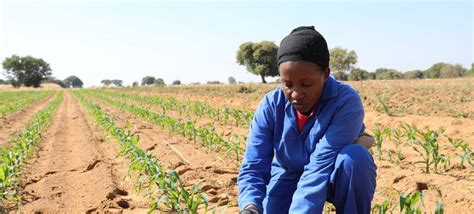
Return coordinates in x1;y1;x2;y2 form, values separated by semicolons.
79;90;246;161
371;188;444;214
0;91;54;117
372;197;393;214
93;89;254;128
0;92;63;209
410;128;447;174
73;92;208;213
448;137;473;169
0;91;44;106
372;123;391;160
399;191;424;214
392;128;405;164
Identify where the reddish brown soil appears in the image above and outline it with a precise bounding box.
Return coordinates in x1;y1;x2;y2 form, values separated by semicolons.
0;93;56;148
85;95;241;212
16;92;148;213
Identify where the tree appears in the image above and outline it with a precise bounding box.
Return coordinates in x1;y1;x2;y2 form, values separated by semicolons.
439;64;467;78
42;77;66;88
2;55;52;88
228;76;237;84
404;70;424;79
0;79;4;84
207;80;221;84
236;41;278;83
141;76;156;86
375;68;403;80
111;79;123;87
63;75;84;88
329;47;357;81
172;80;181;85
471;63;474;74
367;72;376;80
155;78;165;86
101;79;112;86
424;62;446;78
132;81;139;87
348;68;369;81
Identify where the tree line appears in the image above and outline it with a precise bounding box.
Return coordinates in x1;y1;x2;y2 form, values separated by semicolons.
1;55;84;88
236;42;474;82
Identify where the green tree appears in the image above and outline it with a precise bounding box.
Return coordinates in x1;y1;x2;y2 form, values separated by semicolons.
101;79;112;86
329;47;357;81
236;41;278;83
471;63;474;75
424;62;446;78
111;79;123;87
172;80;181;85
155;78;165;86
2;55;52;88
228;76;237;84
0;79;4;84
63;75;84;88
367;72;376;80
404;70;424;79
439;64;468;78
42;77;66;88
348;68;369;81
375;68;403;80
141;76;156;86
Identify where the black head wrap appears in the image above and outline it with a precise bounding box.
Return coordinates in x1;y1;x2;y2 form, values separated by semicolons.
277;26;329;68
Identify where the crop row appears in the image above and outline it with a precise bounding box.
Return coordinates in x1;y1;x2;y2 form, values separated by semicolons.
96;89;254;128
72;91;208;213
78;90;246;162
371;123;472;174
0;92;63;210
0;91;54;117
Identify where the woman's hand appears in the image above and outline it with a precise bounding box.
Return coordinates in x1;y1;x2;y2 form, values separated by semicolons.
240;205;260;214
355;133;375;149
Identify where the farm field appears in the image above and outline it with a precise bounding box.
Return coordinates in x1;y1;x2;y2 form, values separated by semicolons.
0;78;473;213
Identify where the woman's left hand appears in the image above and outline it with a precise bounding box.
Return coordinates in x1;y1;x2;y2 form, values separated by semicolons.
355;133;375;149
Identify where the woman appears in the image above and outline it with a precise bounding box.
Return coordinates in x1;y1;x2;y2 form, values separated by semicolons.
238;26;377;214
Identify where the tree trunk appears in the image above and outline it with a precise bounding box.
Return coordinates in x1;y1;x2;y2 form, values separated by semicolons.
260;74;267;83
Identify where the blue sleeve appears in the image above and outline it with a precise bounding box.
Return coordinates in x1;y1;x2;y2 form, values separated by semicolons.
237;95;275;212
289;92;364;213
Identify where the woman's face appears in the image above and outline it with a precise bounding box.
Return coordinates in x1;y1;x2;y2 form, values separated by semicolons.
279;61;329;115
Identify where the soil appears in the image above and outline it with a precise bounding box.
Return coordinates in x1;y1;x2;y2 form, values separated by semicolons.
0;93;56;148
16;92;148;213
84;94;241;212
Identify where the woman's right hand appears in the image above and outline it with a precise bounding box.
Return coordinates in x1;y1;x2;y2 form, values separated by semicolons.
240;204;260;214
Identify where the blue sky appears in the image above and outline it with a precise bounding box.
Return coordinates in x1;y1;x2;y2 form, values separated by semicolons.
1;0;472;86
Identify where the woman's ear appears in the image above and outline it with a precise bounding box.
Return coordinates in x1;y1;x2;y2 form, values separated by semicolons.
323;67;331;80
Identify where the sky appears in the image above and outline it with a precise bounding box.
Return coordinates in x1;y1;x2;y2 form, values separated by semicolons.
0;0;472;87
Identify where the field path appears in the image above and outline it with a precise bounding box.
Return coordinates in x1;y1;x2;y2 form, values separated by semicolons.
84;94;241;212
0;93;56;147
17;91;146;213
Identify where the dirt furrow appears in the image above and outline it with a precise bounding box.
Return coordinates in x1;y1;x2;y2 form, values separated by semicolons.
0;93;57;147
17;91;147;213
85;95;240;212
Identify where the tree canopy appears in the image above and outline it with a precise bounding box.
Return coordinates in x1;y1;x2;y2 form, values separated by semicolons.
2;55;52;88
101;79;112;86
236;41;278;83
329;47;357;81
63;75;84;88
141;76;156;86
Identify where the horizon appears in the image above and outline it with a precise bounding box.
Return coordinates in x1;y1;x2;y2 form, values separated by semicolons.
1;0;473;87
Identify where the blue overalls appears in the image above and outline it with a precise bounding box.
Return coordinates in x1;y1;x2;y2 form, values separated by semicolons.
238;77;377;213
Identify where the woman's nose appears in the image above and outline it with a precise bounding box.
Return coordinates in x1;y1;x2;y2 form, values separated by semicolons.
291;90;303;100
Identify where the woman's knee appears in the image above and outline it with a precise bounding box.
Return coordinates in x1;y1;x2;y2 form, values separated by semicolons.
337;144;375;171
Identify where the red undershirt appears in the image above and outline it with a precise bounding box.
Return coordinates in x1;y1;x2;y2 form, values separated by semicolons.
296;110;314;134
